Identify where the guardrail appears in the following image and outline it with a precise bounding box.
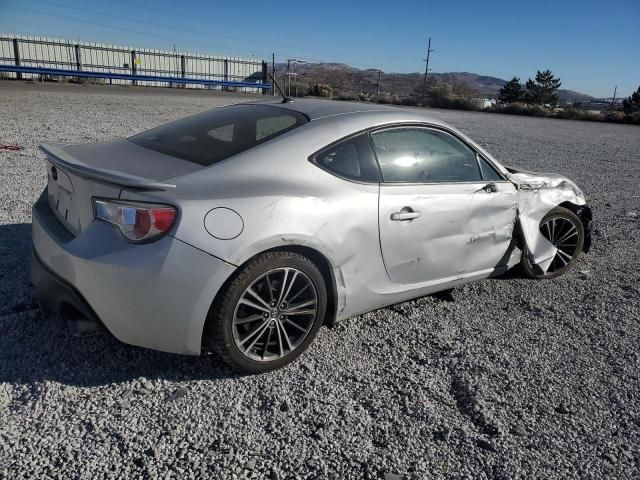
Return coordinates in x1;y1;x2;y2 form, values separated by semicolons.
0;65;272;90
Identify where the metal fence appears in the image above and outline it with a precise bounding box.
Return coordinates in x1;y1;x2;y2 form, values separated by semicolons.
0;34;269;93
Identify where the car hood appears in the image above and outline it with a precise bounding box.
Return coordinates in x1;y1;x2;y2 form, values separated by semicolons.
507;167;587;203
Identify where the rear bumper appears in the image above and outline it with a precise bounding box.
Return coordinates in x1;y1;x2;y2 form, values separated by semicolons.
31;248;104;336
31;190;236;355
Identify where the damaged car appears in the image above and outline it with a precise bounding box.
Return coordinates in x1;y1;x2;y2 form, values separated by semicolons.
31;99;592;372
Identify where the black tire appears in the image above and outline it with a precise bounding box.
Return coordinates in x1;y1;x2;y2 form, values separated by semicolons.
521;206;584;279
207;251;327;373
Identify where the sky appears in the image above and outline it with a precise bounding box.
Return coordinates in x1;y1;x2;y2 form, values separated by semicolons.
0;0;638;98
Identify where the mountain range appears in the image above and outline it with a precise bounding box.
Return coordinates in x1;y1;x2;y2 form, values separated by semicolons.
275;62;595;103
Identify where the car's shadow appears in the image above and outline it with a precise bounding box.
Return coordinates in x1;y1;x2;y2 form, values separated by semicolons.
1;222;533;387
0;222;239;387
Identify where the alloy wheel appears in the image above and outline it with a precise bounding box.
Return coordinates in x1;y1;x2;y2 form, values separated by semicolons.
540;217;580;274
232;267;318;362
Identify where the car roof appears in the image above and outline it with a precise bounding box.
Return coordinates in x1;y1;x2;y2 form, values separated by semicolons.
249;97;445;124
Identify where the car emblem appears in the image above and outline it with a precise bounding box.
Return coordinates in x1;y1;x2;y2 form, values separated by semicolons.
51;165;58;181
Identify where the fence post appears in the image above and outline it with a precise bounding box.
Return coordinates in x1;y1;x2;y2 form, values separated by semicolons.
223;59;229;92
180;54;186;89
261;61;268;95
131;50;137;86
74;44;82;71
12;38;21;80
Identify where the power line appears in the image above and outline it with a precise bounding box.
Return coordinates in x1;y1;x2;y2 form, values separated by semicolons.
29;0;349;58
4;4;267;57
6;2;438;73
100;0;427;65
31;0;272;48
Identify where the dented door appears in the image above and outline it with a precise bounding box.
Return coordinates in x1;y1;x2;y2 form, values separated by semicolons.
378;183;476;284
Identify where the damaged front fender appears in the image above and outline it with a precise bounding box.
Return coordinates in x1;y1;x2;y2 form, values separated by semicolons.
508;169;589;274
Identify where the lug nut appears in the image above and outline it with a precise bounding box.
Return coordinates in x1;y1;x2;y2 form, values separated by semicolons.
263;313;269;318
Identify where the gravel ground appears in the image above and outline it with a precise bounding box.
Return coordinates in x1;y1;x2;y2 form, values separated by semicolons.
1;81;639;479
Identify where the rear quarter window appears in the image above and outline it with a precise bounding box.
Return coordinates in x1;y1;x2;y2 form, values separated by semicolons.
311;133;380;182
129;105;308;166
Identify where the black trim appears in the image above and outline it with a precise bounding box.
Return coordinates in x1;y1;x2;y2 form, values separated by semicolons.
31;247;105;336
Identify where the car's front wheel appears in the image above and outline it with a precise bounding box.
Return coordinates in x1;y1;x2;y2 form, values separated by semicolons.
208;252;327;373
521;206;584;279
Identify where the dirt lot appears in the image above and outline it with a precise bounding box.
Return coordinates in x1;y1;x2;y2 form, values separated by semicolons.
1;81;639;479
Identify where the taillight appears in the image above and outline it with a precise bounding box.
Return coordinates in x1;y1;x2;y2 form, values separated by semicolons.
93;199;177;242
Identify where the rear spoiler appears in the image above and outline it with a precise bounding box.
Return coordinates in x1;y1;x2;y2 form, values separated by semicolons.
39;143;176;191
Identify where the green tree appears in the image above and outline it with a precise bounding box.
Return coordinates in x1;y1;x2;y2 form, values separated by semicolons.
525;70;562;108
622;85;640;114
498;77;524;104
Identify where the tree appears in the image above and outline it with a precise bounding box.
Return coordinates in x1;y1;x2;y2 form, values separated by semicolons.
451;81;475;99
525;70;562;108
622;85;640;114
498;77;524;104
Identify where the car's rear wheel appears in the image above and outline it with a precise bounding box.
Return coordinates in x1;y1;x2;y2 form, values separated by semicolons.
521;206;584;279
208;252;327;373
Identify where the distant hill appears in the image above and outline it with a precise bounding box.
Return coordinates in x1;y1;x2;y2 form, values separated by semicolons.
274;63;595;103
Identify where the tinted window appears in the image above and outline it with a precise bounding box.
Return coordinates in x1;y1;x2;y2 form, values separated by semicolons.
256;115;297;140
130;105;308;166
371;128;482;183
478;155;504;181
312;134;380;182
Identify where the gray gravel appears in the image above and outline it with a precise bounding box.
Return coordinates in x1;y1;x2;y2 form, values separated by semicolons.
1;81;639;479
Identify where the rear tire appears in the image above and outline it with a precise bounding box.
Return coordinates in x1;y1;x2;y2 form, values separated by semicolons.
208;252;327;373
521;206;584;279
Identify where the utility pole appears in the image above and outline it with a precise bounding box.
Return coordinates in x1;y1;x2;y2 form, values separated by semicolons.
286;59;291;96
272;53;276;96
423;37;434;84
376;69;381;102
610;85;617;109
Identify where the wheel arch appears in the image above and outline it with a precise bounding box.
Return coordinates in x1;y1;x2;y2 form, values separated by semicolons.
557;201;592;253
201;244;339;354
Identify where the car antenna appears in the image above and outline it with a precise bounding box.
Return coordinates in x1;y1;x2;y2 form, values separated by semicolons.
269;73;294;104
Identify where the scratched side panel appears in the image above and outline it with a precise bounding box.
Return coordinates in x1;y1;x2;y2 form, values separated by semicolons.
464;182;518;273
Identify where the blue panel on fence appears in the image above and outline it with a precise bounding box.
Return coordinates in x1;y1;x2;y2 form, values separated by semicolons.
0;65;271;89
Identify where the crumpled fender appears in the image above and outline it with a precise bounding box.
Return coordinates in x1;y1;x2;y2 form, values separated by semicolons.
508;170;587;274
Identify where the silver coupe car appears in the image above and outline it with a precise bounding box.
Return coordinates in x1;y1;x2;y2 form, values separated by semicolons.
31;99;592;372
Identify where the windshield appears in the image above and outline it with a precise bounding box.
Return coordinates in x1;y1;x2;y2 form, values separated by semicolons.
129;104;308;166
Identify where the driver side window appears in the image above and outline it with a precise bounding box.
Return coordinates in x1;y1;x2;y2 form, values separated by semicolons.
370;127;482;183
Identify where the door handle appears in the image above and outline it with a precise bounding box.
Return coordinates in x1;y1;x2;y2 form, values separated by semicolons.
391;207;421;221
482;183;498;193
